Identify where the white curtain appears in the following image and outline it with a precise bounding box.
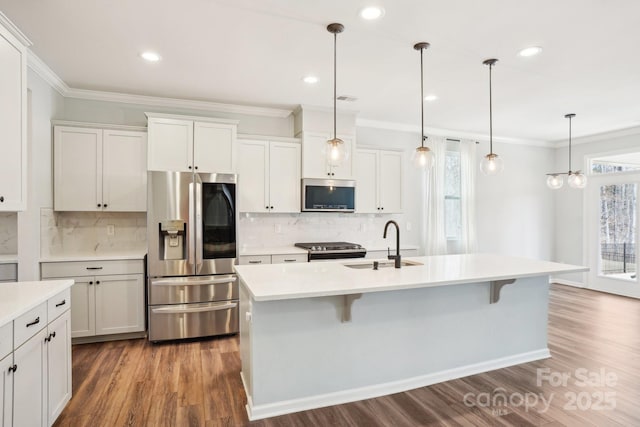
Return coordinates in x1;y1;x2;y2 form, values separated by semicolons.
459;140;478;253
424;136;448;255
423;138;477;255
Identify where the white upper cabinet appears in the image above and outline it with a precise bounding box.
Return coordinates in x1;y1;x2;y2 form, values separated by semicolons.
0;19;28;211
54;125;147;212
301;132;355;180
147;114;238;173
237;138;301;213
356;149;403;213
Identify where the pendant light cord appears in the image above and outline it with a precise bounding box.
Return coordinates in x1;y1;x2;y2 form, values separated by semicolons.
568;115;572;173
333;31;337;141
420;47;425;147
489;63;493;155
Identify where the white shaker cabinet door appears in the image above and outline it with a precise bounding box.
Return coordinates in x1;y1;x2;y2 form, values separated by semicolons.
269;142;301;213
237;140;269;212
301;133;330;179
47;310;72;426
0;354;12;427
95;274;145;335
379;150;403;213
147;117;193;171
13;328;47;427
330;134;355;180
70;276;96;338
102;129;147;212
0;27;26;211
355;149;378;213
193;121;236;173
54;126;103;211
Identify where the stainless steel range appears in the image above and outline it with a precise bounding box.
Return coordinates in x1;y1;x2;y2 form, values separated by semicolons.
146;171;239;342
295;242;366;261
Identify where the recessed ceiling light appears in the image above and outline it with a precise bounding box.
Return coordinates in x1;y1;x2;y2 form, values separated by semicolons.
141;51;161;62
424;94;438;102
303;76;318;84
360;6;385;20
518;46;542;57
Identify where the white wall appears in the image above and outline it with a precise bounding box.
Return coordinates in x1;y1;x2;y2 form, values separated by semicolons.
553;128;640;284
17;70;64;280
476;140;556;260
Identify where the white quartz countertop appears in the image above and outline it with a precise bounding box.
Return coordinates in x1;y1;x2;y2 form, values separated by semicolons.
0;280;74;327
0;255;18;264
239;246;308;256
40;251;147;262
235;253;588;302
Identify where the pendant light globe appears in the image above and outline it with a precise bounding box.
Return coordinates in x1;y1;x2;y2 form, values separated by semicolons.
480;153;504;175
412;146;434;169
568;172;587;189
546;174;564;189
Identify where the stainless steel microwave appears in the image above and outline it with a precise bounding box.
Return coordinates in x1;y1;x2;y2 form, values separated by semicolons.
301;178;356;212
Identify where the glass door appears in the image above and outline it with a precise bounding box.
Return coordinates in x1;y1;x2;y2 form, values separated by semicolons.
195;173;238;275
586;170;639;297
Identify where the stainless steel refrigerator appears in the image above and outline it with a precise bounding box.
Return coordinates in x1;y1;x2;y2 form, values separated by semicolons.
147;171;239;341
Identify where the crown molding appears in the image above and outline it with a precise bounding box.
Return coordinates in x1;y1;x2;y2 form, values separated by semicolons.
552;124;640;148
27;51;69;95
26;49;293;119
0;12;32;47
356;118;554;148
294;104;359;116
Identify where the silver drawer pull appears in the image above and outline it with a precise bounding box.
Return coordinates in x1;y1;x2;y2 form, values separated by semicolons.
86;267;103;270
153;276;237;286
248;260;262;264
152;302;237;315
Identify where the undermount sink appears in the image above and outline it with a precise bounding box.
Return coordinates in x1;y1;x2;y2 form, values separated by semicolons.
344;260;423;269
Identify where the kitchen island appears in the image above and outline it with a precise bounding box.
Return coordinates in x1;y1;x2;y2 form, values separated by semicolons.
235;254;587;420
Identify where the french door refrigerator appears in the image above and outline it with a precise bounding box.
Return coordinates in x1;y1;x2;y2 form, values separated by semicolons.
147;171;239;341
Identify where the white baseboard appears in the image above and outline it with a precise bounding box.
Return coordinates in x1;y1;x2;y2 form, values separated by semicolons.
551;278;585;288
245;348;551;421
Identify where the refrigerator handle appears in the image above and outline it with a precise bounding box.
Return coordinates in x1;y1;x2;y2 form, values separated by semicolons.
188;181;196;267
195;174;204;269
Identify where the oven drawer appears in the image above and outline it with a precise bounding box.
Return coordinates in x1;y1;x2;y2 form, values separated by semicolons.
148;275;238;305
148;300;239;341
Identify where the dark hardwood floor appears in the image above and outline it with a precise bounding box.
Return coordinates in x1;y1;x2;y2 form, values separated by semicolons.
53;284;640;426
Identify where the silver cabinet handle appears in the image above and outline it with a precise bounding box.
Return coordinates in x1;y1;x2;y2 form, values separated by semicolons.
188;181;196;267
152;302;237;314
194;174;203;268
152;276;237;286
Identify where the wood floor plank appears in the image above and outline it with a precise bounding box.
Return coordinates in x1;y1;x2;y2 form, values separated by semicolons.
54;284;640;427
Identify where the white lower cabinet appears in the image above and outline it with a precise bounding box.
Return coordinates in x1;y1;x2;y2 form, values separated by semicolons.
46;311;71;425
41;260;145;340
13;328;47;427
239;253;308;265
0;354;13;427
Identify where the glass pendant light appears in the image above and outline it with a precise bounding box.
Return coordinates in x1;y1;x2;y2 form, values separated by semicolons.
326;23;347;166
546;113;587;189
412;42;434;169
480;58;504;175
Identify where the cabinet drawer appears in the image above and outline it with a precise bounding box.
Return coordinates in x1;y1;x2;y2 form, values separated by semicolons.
14;302;47;348
0;263;17;282
0;321;12;360
41;259;144;278
271;254;308;264
238;255;271;265
48;288;71;321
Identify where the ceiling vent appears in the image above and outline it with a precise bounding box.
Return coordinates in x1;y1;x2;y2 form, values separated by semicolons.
337;95;358;102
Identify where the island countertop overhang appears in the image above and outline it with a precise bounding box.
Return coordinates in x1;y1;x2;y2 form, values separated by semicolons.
234;253;588;302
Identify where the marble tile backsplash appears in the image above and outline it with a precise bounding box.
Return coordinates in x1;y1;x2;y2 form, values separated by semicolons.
41;209;146;257
0;213;17;255
238;213;418;250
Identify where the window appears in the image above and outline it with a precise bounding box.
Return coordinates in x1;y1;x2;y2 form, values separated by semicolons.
444;140;461;240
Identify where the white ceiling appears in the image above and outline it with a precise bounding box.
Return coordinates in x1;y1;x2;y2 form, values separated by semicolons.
2;0;640;142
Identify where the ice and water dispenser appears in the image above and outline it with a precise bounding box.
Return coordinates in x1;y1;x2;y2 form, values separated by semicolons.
159;220;186;260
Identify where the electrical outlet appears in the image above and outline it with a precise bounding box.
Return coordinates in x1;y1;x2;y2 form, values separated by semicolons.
107;224;115;236
406;222;412;231
360;223;366;232
274;224;282;234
